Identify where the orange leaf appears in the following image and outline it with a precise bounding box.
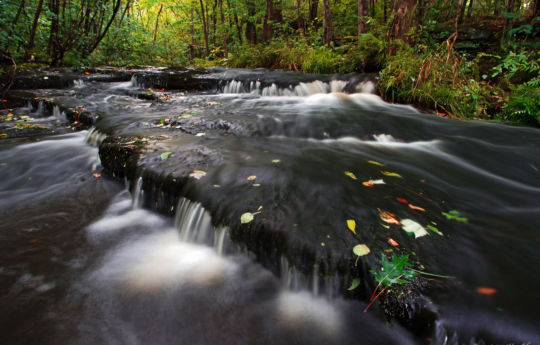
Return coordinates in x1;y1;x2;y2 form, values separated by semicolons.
409;204;426;212
1;99;7;102
476;287;497;295
84;71;90;75
379;210;401;226
362;181;374;187
387;237;399;246
92;173;101;178
396;197;408;204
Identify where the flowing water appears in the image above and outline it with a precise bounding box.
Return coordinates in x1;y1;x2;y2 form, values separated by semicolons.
1;68;539;345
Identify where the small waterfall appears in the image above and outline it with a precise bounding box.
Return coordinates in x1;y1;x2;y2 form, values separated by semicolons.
330;80;348;93
52;105;68;123
34;101;45;116
130;74;141;88
175;197;213;244
85;127;108;147
131;176;143;210
73;79;85;88
213;226;228;256
293;81;329;96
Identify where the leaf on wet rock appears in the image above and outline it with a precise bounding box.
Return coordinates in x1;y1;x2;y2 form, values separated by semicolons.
396;197;408;204
442;210;468;223
379;210;401;226
409;204;426;212
368;160;385;166
347;278;361;291
353;244;370;256
401;219;428;238
363;179;385;187
387;237;399;246
381;171;403;178
345;171;357;180
247;175;257;181
475;286;497;295
427;224;443;235
195;132;205;137
240;212;254;224
189;170;207;179
160;152;172;160
347;219;356;235
272;159;281;163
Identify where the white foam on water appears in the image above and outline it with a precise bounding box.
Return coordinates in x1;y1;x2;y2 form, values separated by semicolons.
95;231;238;292
276;291;342;340
86;208;166;236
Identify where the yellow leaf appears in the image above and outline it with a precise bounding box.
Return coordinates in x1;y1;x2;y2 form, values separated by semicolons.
381;171;403;178
368;160;385;166
347;219;356;235
345;171;357;180
353;244;370;256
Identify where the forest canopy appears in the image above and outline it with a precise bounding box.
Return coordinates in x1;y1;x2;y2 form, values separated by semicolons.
1;0;539;125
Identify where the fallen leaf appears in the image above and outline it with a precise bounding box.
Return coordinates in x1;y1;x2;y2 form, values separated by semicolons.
442;210;468;223
195;133;206;137
92;173;101;178
247;175;257;181
427;224;443;235
476;287;497;296
401;219;428;238
362;181;374;187
189;170;207;179
347;219;356;235
368;160;385;166
272;159;281;163
252;184;261;187
240;212;254;224
396;197;408;204
345;171;357;180
353;244;370;256
388;237;399;246
381;171;403;178
160;152;172;160
347;278;361;291
379;210;401;226
409;204;426;212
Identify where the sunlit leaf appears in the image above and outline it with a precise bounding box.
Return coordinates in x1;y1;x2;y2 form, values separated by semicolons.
347;278;361;291
189;170;206;179
347;219;356;235
345;171;357;180
409;204;426;212
381;171;403;178
160;152;172;160
379;210;401;225
241;212;254;224
427;224;443;235
368;160;385;166
401;219;428;238
353;244;370;256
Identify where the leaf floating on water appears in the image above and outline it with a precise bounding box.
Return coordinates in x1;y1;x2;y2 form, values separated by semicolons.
381;171;403;178
240;212;254;224
368;160;385;167
409;204;426;212
363;179;385;187
476;286;497;296
347;278;361;291
347;219;357;235
387;237;399;247
247;175;257;181
353;244;370;256
442;210;468;223
379;210;401;226
189;170;207;179
396;197;408;204
345;171;357;180
160;152;172;160
401;219;428;238
427;224;443;236
272;159;281;163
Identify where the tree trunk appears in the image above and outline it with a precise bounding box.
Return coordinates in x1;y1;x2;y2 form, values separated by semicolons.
309;0;319;24
199;0;210;56
245;0;257;44
296;0;304;34
503;0;516;37
388;0;416;42
358;0;369;34
466;0;474;18
322;0;333;46
153;5;164;51
533;0;540;19
26;0;45;60
458;0;467;24
219;0;228;57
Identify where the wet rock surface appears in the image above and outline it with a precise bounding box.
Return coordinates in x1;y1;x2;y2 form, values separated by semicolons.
2;67;540;345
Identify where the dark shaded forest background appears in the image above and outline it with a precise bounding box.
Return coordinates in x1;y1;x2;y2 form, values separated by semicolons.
1;0;539;125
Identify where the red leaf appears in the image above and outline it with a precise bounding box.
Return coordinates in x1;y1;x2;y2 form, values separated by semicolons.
362;181;374;187
396;197;408;204
409;204;426;212
379;210;401;225
476;286;497;295
387;237;399;246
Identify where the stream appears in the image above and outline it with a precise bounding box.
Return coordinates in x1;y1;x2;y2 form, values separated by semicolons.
1;68;539;345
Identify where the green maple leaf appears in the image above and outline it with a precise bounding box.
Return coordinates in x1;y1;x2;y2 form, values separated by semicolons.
371;254;417;287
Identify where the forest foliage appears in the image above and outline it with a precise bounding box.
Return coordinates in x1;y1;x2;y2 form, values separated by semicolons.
1;0;539;125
